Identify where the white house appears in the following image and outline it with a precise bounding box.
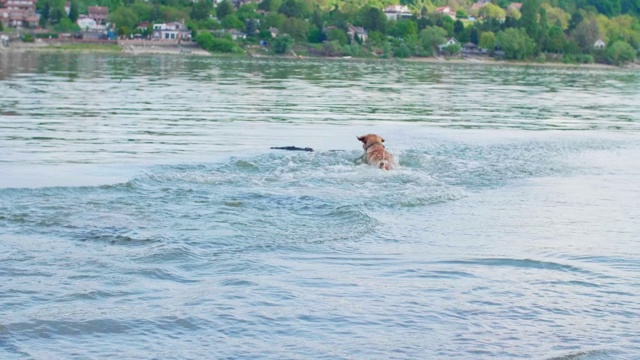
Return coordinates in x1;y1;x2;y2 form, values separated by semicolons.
347;23;368;43
438;38;459;53
77;15;99;31
435;6;456;19
383;5;412;21
593;39;606;49
228;29;246;40
153;22;191;41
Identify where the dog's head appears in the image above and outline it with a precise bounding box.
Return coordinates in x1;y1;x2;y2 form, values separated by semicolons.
357;134;385;150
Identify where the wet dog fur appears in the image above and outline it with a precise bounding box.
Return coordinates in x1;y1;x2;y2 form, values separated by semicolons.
357;134;394;171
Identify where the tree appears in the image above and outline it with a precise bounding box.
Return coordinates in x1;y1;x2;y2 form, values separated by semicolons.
571;18;600;51
479;31;496;50
281;17;309;41
390;20;417;39
546;26;566;52
480;3;506;19
357;6;386;34
278;0;309;18
442;42;461;56
496;27;537;59
520;0;541;39
327;27;348;45
216;0;234;20
190;0;212;21
454;20;464;37
272;34;293;54
69;0;79;22
258;0;282;12
419;25;447;55
245;18;258;37
109;6;138;31
605;40;637;65
221;14;245;30
236;4;258;21
394;43;412;58
55;17;80;32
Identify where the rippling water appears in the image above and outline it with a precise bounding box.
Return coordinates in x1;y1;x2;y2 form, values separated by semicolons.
1;53;640;359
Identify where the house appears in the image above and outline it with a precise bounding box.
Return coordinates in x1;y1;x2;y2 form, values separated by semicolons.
508;2;522;11
438;37;458;53
461;42;479;55
153;22;191;40
137;21;149;30
77;15;99;30
383;5;412;21
87;6;108;25
470;0;491;12
593;39;606;49
268;27;278;38
0;0;39;28
228;29;246;40
347;23;367;43
435;6;456;19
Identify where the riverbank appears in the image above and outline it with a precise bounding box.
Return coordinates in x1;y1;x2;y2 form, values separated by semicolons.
1;39;636;69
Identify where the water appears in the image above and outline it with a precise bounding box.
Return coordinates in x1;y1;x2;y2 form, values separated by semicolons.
1;53;639;359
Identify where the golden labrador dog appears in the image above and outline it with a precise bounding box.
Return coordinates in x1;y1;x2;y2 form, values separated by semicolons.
357;134;394;171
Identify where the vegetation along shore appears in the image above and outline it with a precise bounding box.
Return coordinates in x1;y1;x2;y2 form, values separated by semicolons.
1;0;639;66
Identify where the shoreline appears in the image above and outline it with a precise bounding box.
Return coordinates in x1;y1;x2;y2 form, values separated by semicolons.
2;40;636;70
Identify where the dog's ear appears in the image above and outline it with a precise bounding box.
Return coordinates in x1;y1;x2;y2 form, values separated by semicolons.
357;135;366;143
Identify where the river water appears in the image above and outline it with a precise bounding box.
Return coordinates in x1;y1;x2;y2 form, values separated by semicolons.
1;53;639;359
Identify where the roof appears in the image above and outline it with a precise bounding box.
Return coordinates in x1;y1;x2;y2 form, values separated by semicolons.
88;6;108;15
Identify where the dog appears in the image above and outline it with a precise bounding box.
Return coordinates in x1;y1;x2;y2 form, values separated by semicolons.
357;134;394;171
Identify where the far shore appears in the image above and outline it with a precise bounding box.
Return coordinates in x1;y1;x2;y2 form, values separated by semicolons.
1;39;636;70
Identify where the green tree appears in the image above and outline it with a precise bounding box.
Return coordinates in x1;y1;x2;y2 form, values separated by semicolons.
236;3;258;21
281;17;309;41
390;20;417;39
605;40;637;65
480;3;506;19
453;20;464;37
245;18;258;37
327;27;348;45
109;6;138;31
357;6;386;33
221;14;245;30
69;0;79;22
216;0;234;20
520;0;541;39
419;25;447;55
258;0;282;12
571;18;600;51
278;0;309;18
546;25;566;52
394;43;412;58
191;0;212;21
55;17;80;32
496;27;537;59
479;31;496;50
272;34;293;54
442;42;461;56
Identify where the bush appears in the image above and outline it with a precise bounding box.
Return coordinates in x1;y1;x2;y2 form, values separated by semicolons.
394;43;411;58
605;40;637;66
195;31;241;53
22;33;35;42
272;35;293;54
